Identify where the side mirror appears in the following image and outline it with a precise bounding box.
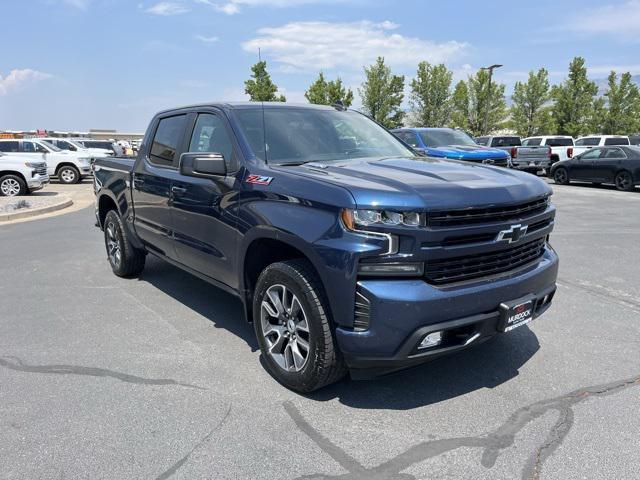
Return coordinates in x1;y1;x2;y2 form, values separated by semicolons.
180;152;227;178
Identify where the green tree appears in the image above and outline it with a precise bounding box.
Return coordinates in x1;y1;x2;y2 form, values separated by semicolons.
602;71;640;134
510;68;555;137
358;57;405;128
305;72;354;107
409;62;453;127
244;60;286;102
451;70;506;136
450;80;470;131
551;57;599;137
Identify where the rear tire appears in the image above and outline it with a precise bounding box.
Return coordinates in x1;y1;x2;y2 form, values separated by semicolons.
553;167;569;185
104;210;145;277
58;165;81;184
615;171;634;191
253;259;346;392
0;175;27;196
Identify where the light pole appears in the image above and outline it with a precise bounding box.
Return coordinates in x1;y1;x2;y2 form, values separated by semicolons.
480;64;503;135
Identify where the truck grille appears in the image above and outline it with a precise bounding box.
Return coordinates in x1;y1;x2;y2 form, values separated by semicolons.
34;164;47;176
425;237;546;285
428;197;549;227
483;157;509;167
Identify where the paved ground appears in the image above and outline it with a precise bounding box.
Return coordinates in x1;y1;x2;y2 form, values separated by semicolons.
1;181;639;479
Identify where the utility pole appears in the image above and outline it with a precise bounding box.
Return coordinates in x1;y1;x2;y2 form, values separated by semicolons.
480;64;503;135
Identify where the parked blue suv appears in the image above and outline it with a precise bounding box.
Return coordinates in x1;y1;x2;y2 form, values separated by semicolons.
94;103;557;392
392;127;511;167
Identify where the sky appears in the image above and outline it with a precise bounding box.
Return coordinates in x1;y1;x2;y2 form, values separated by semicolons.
2;0;640;132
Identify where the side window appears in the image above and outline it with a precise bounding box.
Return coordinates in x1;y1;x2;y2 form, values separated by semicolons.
604;137;629;146
150;115;187;167
475;137;488;146
188;113;236;170
22;142;36;153
581;148;602;160
601;148;625;159
523;138;541;146
0;141;19;152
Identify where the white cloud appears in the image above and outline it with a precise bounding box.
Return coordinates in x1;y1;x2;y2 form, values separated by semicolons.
194;34;220;43
568;1;640;41
242;21;468;71
0;69;52;96
145;2;189;15
195;0;347;15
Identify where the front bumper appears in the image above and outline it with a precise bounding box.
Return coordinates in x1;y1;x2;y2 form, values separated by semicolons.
27;174;50;191
336;247;558;375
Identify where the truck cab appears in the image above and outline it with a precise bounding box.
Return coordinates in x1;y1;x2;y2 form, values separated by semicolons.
94;103;558;392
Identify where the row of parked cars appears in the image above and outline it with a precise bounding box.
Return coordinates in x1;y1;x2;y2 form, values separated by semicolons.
391;128;639;191
0;138;121;196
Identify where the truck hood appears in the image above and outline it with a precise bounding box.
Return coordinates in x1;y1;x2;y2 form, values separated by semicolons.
281;156;551;210
426;145;509;160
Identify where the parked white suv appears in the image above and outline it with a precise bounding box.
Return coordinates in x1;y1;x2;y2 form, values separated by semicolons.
573;135;629;156
0;139;92;184
522;136;574;164
41;137;112;159
0;152;49;196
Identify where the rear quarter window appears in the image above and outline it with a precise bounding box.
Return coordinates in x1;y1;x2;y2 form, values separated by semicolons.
604;137;630;146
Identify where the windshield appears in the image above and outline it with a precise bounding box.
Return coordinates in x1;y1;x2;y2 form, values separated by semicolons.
418;129;477;147
38;141;62;152
234;107;414;165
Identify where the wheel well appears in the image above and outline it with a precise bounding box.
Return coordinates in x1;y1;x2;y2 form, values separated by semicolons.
243;238;322;322
550;154;559;163
55;162;79;174
98;195;118;228
0;171;27;183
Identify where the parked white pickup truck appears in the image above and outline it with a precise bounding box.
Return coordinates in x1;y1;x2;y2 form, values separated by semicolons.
522;136;574;165
0;152;49;196
475;135;552;173
573;135;629;156
0;139;92;184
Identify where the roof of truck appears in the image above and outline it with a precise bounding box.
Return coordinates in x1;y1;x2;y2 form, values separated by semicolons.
155;102;338;116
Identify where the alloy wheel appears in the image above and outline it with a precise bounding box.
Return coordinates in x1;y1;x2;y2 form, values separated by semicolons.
616;172;632;190
554;169;567;184
0;179;21;196
60;169;76;183
106;222;122;267
260;284;310;372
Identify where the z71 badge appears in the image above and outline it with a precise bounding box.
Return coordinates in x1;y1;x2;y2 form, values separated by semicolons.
245;175;274;185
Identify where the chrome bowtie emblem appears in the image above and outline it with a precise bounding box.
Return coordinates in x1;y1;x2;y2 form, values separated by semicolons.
497;224;528;244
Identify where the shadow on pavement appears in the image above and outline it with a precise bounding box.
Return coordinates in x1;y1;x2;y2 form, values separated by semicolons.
307;327;540;410
139;256;258;351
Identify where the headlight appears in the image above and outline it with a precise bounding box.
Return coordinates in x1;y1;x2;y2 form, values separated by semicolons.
25;162;42;168
342;209;424;230
78;157;91;164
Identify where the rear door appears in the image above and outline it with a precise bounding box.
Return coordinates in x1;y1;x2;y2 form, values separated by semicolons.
131;113;188;260
594;147;626;183
170;110;241;288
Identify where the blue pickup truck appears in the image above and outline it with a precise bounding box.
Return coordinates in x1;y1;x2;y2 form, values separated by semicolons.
93;103;558;392
392;127;512;167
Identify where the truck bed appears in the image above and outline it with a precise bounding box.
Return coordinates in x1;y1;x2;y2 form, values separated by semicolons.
94;156;135;172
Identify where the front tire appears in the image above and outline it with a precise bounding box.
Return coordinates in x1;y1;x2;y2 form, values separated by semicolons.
553;167;570;185
253;259;346;392
615;171;634;191
0;175;27;196
104;210;145;277
58;166;81;184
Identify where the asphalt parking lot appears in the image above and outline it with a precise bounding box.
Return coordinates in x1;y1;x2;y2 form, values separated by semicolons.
1;181;639;480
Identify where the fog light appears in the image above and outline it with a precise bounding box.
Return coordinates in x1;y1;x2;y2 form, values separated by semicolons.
418;331;443;349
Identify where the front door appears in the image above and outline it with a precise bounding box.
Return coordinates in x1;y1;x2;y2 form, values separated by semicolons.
571;148;602;181
170;111;241;289
131;114;188;260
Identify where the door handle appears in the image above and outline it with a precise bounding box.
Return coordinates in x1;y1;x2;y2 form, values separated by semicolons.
171;186;187;196
133;178;145;187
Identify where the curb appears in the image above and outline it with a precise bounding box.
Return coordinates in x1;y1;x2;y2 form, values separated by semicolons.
0;198;74;222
